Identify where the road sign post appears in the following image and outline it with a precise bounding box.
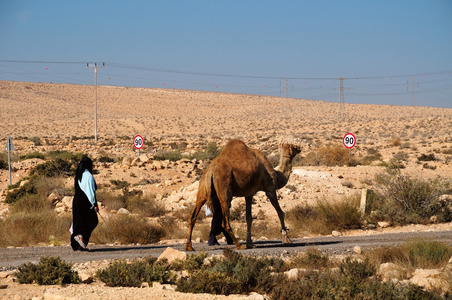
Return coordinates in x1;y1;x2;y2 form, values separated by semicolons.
5;136;15;186
133;135;144;157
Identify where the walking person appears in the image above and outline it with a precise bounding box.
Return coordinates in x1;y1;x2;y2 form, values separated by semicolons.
70;157;99;251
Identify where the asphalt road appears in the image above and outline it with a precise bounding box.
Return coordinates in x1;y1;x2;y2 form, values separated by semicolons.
1;230;451;270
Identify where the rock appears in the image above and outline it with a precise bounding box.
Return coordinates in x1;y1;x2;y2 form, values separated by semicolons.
409;269;445;290
117;208;131;215
78;271;94;284
61;196;72;208
332;231;342;237
353;246;362;255
377;221;390;228
248;292;265;300
284;268;303;279
378;263;405;280
141;282;150;288
429;215;437;223
157;247;187;263
47;192;61;205
20;180;29;187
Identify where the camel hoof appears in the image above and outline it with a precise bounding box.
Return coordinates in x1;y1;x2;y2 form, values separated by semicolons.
236;244;246;250
185;243;195;251
282;239;293;245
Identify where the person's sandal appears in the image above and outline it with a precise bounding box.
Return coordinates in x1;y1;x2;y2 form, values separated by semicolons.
74;235;86;249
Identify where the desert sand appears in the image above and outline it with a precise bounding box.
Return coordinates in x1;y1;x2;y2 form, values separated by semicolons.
0;80;451;299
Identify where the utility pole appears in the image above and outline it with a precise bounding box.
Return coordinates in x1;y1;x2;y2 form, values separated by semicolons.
87;62;105;143
408;77;419;106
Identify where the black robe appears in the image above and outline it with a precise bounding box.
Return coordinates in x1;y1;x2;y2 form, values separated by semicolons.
70;157;98;251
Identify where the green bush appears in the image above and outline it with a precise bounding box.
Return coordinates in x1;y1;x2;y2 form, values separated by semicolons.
46;150;83;163
176;249;284;295
30;158;75;177
20;152;45;160
404;240;452;269
98;156;116;163
15;257;79;285
270;257;445;300
29;136;42;146
417;153;436;161
154;149;182;161
5;180;38;204
96;257;175;287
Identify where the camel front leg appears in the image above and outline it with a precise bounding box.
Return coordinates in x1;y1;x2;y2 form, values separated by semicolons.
266;191;292;245
245;196;254;249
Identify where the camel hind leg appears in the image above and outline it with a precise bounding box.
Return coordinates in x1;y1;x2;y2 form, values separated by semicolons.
185;197;206;251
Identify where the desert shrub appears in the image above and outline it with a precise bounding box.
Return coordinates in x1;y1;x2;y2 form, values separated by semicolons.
365;246;409;269
0;158;7;169
271;257;445;300
417;153;437;162
301;144;358;167
20;151;45;160
372;170;452;225
315;196;363;231
154;149;182;161
126;194;167;217
29;136;42;146
178;252;209;273
93;214;164;245
5;179;38;204
97;190;125;211
289;248;331;270
286;203;322;234
30;158;74;177
204;142;222;160
46;150;83;163
287;195;362;235
390;137;401;147
96;257;175;287
15;256;79;285
110;179;130;189
404;240;452;269
176;269;242;295
98;156;116;163
188;142;222;161
365;240;452;273
0;208;71;247
176;249;284;295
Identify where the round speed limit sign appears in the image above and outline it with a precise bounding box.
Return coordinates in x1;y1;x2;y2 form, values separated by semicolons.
133;135;144;150
343;133;356;149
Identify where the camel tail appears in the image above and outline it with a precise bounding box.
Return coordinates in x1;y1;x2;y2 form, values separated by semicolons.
204;168;215;212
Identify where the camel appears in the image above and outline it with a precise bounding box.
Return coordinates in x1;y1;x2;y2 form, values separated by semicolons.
185;139;301;251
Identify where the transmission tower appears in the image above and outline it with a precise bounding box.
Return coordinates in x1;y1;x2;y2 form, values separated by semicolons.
87;62;105;143
331;77;352;118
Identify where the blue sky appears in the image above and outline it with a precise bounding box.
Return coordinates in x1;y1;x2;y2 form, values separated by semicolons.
1;0;451;107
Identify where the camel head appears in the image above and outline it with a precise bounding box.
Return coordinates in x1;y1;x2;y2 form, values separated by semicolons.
278;136;302;160
281;143;301;159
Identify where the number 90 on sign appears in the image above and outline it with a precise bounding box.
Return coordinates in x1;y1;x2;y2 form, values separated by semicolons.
134;135;144;150
343;133;356;149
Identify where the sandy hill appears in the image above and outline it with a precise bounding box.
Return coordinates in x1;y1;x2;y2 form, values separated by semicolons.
1;80;451;145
